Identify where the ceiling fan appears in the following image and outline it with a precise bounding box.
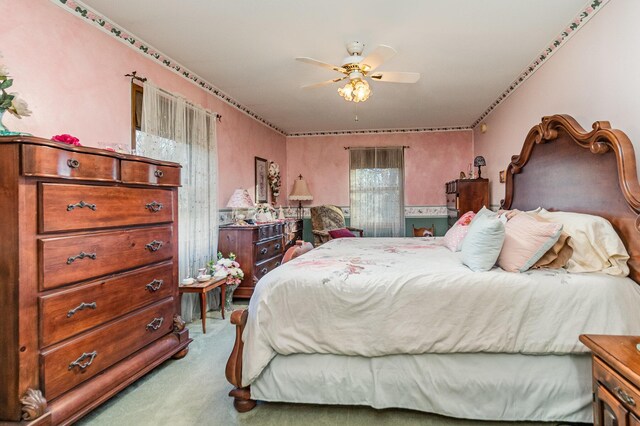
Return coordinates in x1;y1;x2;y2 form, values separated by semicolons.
296;41;420;103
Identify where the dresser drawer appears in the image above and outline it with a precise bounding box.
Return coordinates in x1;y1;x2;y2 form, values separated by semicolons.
40;226;174;290
255;237;284;262
40;262;175;347
41;298;174;400
258;223;283;241
40;183;174;233
121;160;180;187
594;357;640;416
254;255;283;281
22;144;118;182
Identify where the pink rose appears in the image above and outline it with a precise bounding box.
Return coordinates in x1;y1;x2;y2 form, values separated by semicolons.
52;134;81;146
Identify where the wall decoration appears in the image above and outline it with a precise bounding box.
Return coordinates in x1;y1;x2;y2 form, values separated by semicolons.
499;170;506;183
268;161;281;202
255;157;268;203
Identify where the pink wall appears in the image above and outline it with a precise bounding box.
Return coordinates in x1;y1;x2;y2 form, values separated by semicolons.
1;0;287;207
473;0;640;207
286;131;473;206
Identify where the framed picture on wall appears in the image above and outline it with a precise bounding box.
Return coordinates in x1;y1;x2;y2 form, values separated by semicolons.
255;157;268;203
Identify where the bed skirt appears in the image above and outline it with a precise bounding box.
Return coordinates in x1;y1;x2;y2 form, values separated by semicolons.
251;352;592;422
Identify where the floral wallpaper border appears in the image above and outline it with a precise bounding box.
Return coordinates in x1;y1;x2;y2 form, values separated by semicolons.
470;0;609;128
288;127;471;138
52;0;608;136
218;205;447;223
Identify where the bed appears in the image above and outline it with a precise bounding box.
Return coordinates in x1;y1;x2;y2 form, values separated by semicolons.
225;114;640;422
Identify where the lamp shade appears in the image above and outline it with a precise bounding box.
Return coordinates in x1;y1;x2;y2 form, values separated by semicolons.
473;156;486;167
227;189;254;208
289;177;313;201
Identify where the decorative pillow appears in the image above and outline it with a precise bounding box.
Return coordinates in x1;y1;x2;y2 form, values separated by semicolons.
455;211;475;226
530;214;573;269
461;214;506;272
537;209;629;276
328;228;356;239
442;223;470;252
496;212;563;272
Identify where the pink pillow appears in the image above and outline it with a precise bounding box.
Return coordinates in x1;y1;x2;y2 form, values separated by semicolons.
442;223;470;252
329;228;356;239
497;212;563;272
455;211;475;226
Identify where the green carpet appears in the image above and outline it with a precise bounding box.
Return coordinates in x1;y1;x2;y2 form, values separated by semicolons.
77;306;575;426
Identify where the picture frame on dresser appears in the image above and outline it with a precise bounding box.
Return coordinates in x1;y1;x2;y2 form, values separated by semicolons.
255;156;268;203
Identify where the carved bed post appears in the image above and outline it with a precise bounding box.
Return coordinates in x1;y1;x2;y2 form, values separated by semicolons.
226;309;256;412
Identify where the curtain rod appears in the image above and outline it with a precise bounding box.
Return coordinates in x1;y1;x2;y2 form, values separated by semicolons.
344;146;410;150
126;71;222;121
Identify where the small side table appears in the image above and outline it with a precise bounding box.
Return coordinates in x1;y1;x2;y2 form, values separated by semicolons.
179;277;226;334
580;334;640;425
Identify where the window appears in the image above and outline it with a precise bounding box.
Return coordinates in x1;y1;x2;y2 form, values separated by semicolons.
349;147;405;237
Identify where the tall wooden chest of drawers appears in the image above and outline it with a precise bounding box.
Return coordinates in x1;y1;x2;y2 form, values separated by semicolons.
0;137;191;425
218;222;286;298
445;178;489;228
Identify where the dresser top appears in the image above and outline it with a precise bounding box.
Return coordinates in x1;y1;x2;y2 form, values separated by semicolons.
0;135;181;168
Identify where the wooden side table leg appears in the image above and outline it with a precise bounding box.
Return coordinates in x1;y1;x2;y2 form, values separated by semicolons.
221;282;226;320
200;291;207;334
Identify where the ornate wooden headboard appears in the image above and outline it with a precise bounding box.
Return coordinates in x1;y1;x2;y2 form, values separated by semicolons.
501;114;640;283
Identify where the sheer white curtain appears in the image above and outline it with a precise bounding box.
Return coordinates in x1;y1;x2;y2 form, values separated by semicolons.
136;81;219;322
349;147;405;237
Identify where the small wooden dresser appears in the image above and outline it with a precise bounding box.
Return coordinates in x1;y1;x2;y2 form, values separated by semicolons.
0;137;191;425
580;335;640;426
445;178;489;227
218;222;286;298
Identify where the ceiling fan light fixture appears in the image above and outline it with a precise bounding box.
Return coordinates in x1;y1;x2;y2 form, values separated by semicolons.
338;79;371;103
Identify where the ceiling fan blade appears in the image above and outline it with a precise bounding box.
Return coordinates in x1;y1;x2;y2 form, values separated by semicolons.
370;71;420;83
301;76;347;89
296;57;346;73
360;45;397;72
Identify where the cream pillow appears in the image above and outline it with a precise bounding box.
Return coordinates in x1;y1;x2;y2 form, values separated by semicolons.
497;212;563;272
537;209;630;276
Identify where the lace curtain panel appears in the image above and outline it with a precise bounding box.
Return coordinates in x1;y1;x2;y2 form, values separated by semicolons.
349;147;405;237
136;82;219;323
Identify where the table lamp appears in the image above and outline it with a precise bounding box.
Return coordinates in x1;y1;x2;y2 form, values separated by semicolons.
289;174;313;219
227;189;254;225
474;156;486;179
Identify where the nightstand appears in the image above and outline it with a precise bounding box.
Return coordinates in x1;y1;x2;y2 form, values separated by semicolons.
580;335;640;426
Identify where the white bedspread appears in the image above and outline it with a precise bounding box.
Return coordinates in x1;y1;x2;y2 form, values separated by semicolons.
242;237;640;386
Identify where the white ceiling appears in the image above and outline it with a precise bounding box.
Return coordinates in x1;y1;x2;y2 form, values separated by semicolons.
81;0;587;134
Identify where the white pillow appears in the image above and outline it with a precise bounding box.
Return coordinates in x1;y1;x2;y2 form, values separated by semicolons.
537;209;629;276
461;214;506;272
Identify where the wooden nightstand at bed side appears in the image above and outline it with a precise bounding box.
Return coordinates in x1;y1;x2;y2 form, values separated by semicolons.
579;335;640;426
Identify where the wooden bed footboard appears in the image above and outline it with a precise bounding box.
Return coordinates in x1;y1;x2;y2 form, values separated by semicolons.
225;309;257;412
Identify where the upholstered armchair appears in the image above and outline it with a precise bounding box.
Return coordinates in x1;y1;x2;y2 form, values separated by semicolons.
310;205;364;247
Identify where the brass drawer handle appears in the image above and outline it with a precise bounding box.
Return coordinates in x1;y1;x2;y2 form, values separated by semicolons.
146;317;164;331
615;387;636;407
145;201;163;212
154;169;164;178
275;261;280;267
260;267;268;275
67;159;80;169
67;251;97;264
145;279;163;292
67;301;97;318
274;243;281;250
145;240;163;252
260;248;268;255
68;351;97;370
67;201;97;211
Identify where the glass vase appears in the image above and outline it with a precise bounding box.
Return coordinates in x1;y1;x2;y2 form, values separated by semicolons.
224;283;239;312
0;108;30;136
